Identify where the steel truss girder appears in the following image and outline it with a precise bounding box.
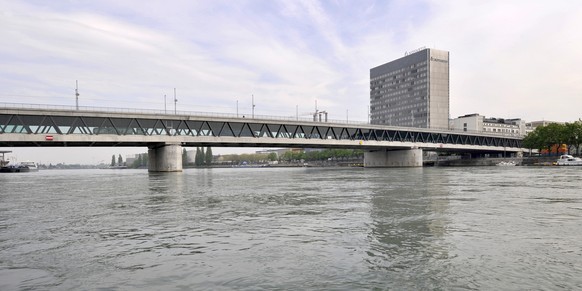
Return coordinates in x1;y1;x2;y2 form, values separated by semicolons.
0;113;523;148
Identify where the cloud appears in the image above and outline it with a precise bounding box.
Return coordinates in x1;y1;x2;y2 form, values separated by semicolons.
1;0;582;163
405;0;582;121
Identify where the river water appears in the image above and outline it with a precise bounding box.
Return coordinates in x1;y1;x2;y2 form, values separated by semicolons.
1;166;581;290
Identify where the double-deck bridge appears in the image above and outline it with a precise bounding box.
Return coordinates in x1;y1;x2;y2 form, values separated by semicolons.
0;104;525;171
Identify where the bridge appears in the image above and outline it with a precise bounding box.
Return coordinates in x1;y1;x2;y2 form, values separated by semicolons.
0;104;525;171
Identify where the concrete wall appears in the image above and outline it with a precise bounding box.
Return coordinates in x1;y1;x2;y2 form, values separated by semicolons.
148;143;182;172
364;148;423;167
428;49;450;130
451;114;483;132
436;157;523;167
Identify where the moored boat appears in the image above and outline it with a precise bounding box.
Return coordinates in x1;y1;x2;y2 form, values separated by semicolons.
20;161;39;172
496;161;516;166
555;155;582;166
0;153;39;173
0;165;30;173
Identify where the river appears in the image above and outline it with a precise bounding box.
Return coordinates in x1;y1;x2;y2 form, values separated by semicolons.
1;166;581;290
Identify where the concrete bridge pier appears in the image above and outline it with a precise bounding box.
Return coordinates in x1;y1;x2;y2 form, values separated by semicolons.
364;148;423;167
148;143;183;172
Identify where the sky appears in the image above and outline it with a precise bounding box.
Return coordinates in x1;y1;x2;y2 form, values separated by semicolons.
1;0;582;164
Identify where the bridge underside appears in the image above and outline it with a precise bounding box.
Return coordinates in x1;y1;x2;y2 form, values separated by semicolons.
0;133;523;155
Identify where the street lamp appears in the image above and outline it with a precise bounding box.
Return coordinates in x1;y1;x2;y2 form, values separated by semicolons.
252;94;255;118
75;80;79;110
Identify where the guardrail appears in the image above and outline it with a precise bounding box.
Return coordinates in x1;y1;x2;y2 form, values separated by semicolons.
0;102;523;138
0;102;370;125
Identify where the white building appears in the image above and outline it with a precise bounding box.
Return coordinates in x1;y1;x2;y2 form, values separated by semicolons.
450;114;527;136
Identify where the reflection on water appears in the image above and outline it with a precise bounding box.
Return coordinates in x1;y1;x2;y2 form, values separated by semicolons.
365;168;452;289
1;167;582;289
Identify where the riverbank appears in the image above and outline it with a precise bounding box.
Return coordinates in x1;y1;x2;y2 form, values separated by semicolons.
434;156;566;167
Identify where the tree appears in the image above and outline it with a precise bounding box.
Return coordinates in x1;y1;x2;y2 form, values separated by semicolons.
574;120;582;155
118;154;123;165
205;147;213;166
522;130;542;155
544;123;567;155
194;147;199;166
564;121;582;155
110;155;115;166
267;152;277;161
182;148;188;166
526;123;575;156
282;151;294;162
195;147;205;167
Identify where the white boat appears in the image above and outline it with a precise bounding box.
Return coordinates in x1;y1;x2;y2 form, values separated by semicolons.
496;161;516;166
555;155;582;166
20;161;39;171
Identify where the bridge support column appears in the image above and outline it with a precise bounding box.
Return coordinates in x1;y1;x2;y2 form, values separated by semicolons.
148;143;183;172
364;148;423;167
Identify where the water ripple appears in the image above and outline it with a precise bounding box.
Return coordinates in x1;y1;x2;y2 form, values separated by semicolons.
1;167;582;289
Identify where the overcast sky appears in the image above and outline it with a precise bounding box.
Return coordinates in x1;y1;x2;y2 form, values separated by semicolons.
1;0;582;164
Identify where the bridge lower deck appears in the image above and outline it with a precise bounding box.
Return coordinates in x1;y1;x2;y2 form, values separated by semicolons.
0;108;523;153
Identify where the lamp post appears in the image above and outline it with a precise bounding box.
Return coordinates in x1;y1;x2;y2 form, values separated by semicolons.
164;94;167;114
75;80;79;110
174;88;177;115
252;94;255;118
236;100;239;118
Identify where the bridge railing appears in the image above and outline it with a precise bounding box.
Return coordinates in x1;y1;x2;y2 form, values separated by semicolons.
0;102;370;125
0;102;523;138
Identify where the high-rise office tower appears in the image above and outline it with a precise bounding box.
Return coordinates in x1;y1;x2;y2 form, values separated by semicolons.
370;48;449;129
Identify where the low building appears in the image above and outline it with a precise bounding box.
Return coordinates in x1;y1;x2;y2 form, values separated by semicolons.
450;114;526;136
125;154;138;166
483;117;526;135
526;120;563;128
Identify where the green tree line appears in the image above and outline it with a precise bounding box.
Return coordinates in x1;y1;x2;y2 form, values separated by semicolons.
110;147;213;169
216;149;363;165
281;149;364;162
130;153;148;168
217;152;277;164
522;120;582;155
115;147;362;168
